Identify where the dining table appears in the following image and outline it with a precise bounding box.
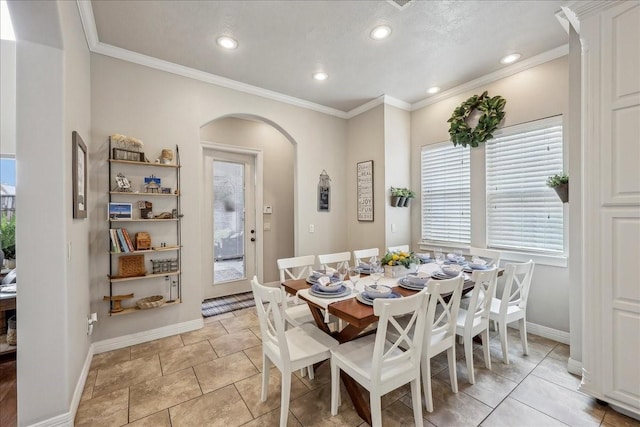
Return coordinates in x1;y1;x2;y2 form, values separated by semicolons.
281;261;503;425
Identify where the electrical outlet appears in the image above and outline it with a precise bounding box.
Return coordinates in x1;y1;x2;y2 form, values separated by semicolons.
309;224;315;233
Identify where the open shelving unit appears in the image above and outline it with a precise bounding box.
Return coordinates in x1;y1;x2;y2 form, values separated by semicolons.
106;138;182;315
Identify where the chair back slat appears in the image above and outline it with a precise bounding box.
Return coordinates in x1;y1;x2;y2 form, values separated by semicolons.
466;268;499;330
317;252;351;270
371;290;429;386
251;277;290;362
427;276;464;340
353;248;380;265
500;260;535;313
277;255;315;282
469;247;501;268
388;245;410;253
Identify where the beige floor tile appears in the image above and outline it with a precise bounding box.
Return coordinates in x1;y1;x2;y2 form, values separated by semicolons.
180;320;229;346
293;361;332;391
91;348;131;371
220;313;261;334
510;375;606;426
193;351;258;393
129;367;202;422
435;358;518;408
75;387;129;427
481;397;566;427
471;345;537;384
130;335;184;360
210;329;261;357
234;306;259;317
602;407;640;427
93;354;162;397
547;342;570;362
250;326;263;340
408;376;492;427
377;398;432;427
159;340;217;375
80;369;97;402
288;383;364;426
241;407;302;427
235;370;310;419
126;409;171;427
488;331;553;365
169;384;253;427
531;356;581;391
244;345;264;372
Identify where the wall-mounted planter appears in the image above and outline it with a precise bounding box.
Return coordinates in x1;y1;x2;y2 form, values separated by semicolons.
553;183;569;203
391;196;407;207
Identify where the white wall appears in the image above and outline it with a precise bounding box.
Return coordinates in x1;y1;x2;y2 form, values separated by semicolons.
90;54;348;341
410;57;571;332
1;40;16;155
200;117;295;283
346;105;385;254
13;0;92;423
383;104;412;250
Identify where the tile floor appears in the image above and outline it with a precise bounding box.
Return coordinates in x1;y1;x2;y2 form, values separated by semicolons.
76;308;640;427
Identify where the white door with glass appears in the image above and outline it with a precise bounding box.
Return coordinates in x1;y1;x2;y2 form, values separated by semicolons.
203;150;256;299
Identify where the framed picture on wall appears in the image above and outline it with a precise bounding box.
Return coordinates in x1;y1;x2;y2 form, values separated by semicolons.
357;160;374;221
72;131;88;219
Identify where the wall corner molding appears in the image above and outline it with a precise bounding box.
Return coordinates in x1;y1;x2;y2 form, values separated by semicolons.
567;357;583;376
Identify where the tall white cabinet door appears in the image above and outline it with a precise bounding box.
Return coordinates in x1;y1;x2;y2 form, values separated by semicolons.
579;0;640;416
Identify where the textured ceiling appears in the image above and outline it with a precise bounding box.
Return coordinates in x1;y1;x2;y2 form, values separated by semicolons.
91;0;567;112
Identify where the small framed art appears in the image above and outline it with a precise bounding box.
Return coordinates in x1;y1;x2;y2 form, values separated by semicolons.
109;202;133;220
72;131;88;219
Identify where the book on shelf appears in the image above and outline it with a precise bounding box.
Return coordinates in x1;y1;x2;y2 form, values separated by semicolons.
122;228;135;251
109;229;120;253
116;229;129;253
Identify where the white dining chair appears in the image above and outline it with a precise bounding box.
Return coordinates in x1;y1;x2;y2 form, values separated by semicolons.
277;255;316;327
421;276;464;412
489;260;535;364
251;277;338;427
387;245;410;253
469;247;501;267
455;267;498;384
330;290;429;427
353;248;379;266
317;251;351;271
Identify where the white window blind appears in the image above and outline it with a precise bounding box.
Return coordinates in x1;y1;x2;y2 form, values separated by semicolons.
486;116;564;253
421;142;470;244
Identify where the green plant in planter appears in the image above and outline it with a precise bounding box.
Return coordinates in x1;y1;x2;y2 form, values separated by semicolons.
0;215;16;260
390;187;404;197
405;189;416;199
546;173;569;188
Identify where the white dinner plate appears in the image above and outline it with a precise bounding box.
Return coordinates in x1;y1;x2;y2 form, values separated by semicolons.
308;288;352;298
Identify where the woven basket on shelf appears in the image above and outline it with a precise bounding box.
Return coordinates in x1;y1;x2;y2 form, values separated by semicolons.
137;295;165;310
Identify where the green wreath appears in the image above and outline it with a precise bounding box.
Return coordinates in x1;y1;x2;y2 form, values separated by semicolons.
447;91;506;148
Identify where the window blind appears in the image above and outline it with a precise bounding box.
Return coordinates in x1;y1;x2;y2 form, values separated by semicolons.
486;116;564;253
421;142;470;244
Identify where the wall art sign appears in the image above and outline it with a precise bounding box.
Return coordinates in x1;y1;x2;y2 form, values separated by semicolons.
357;160;374;221
317;169;331;212
72;131;87;219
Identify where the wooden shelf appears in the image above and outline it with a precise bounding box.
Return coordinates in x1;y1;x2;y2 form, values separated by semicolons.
109;271;181;283
109;191;179;197
109;218;179;222
109;298;181;316
109;159;180;168
110;245;181;255
0;335;16;355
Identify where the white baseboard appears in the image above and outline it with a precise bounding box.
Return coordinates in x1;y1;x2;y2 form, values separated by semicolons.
567;357;583;376
93;318;203;354
27;413;74;427
507;321;570;344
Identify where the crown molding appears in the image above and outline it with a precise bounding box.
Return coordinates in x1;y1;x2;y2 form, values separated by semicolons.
410;44;569;111
563;0;622;20
77;0;98;50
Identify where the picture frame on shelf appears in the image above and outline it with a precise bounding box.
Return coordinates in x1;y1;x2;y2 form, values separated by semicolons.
72;131;88;219
109;202;133;220
112;148;145;162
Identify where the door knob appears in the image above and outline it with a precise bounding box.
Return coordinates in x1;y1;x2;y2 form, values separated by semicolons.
251;237;256;242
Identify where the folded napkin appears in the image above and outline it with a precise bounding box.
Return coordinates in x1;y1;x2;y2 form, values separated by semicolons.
0;284;16;293
471;256;488;266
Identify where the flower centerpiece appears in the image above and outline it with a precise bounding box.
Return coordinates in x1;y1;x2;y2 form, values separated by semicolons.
381;250;420;278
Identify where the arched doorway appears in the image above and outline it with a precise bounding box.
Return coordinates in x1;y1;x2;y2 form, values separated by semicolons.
200;115;296;300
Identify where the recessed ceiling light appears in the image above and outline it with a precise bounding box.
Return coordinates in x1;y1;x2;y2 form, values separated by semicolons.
427;86;440;94
370;25;392;40
313;72;329;81
500;53;521;64
216;36;238;50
